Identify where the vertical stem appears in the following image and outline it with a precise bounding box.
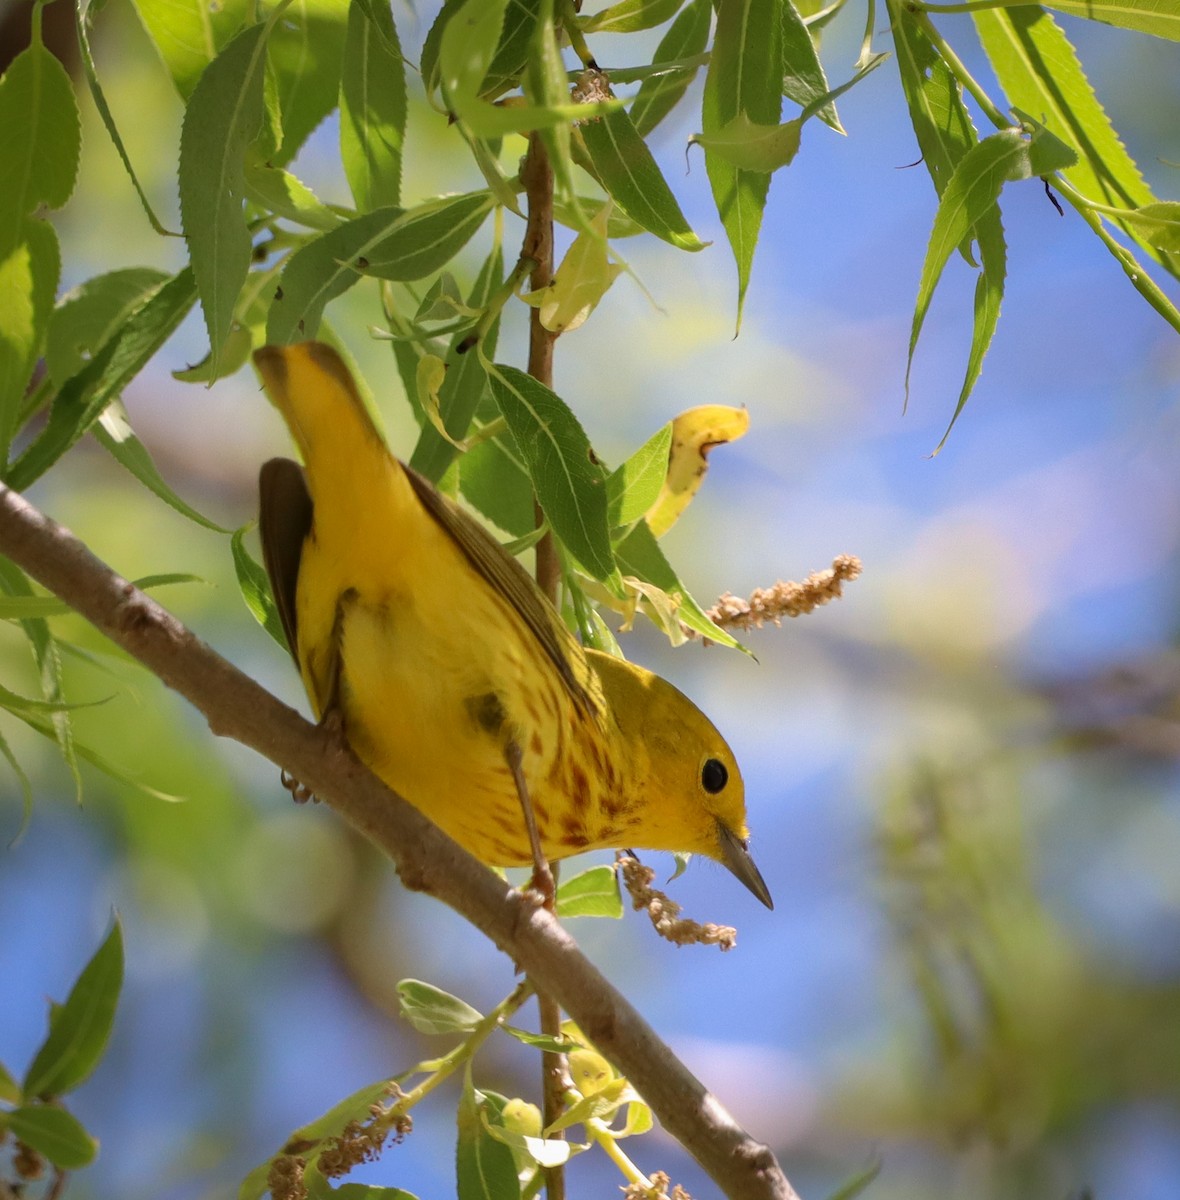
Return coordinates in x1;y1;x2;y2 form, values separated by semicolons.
521;128;568;1200
521;132;561;605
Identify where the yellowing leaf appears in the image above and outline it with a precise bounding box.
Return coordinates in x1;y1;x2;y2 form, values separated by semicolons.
645;404;749;537
521;205;623;333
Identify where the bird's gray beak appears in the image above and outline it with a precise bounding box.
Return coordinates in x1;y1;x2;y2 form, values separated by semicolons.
717;823;773;910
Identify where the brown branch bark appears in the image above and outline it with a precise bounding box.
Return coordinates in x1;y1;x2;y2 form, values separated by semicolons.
0;482;800;1200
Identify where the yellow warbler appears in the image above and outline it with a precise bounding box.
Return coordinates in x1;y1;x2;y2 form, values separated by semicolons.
254;342;771;908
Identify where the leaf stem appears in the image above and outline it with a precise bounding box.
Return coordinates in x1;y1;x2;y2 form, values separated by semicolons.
909;8;1008;129
384;981;534;1125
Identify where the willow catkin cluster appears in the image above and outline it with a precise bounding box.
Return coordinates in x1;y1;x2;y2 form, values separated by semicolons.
617;855;738;951
706;554;862;632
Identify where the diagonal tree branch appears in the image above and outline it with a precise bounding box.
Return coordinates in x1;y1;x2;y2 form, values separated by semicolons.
0;481;799;1200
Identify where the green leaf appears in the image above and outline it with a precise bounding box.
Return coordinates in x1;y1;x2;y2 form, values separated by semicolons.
0;557;80;803
267;0;349;165
397;980;484;1035
0;220;60;462
409;248;503;482
580;0;683;34
46;268;170;386
0;1059;20;1103
266;193;493;343
129;0;251;98
7;267;198;491
244;163;344;232
333;1187;420;1200
233;525;288;649
781;0;842;132
439;0;510;109
822;1156;883;1200
888;1;979;200
4;1105;97;1169
457;1076;520;1200
501;1027;578;1052
702;0;783;328
607;423;672;528
487;365;616;582
482;1116;573;1168
578;108;707;251
973;6;1176;275
555;864;623;919
458;434;536;538
77;0;173;236
693;112;802;172
1120;201;1180;253
629;0;711;138
0;721;34;841
933;207;1006;451
905;124;1075;403
1042;0;1180;40
0;33;81;256
614;521;744;650
24;922;124;1099
341;0;406;212
178;20;271;376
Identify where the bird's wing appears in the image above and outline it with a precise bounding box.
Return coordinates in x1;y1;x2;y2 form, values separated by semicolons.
402;462;601;719
258;456;314;663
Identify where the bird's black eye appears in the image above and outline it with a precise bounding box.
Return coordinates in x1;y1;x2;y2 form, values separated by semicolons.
701;758;728;794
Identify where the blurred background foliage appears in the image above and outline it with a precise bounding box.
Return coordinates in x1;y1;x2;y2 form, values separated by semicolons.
1;1;1179;1198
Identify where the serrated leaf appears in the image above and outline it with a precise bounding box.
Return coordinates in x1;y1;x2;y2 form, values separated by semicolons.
614;521;744;650
1121;201;1180;253
244;163;343;231
397;980;484;1035
46;268;170;386
25;922;123;1099
341;0;406;212
129;0;251;98
78;0;174;236
0;35;81;254
933;207;1006;451
1042;0;1180;39
905;125;1075;405
973;5;1176;276
266;193;493;343
7;267;198;491
578;108;707;251
0;220;59;461
457;1076;521;1200
409;248;503;482
888;1;979;200
487;365;616;582
781;0;842;132
607;423;673;529
5;1105;97;1169
555;864;623;919
580;0;683;34
702;0;783;327
94;402;230;531
694;112;803;172
179;21;271;376
629;0;711;138
267;0;349;165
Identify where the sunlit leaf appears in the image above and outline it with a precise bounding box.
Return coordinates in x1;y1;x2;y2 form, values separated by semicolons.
397;980;484;1035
